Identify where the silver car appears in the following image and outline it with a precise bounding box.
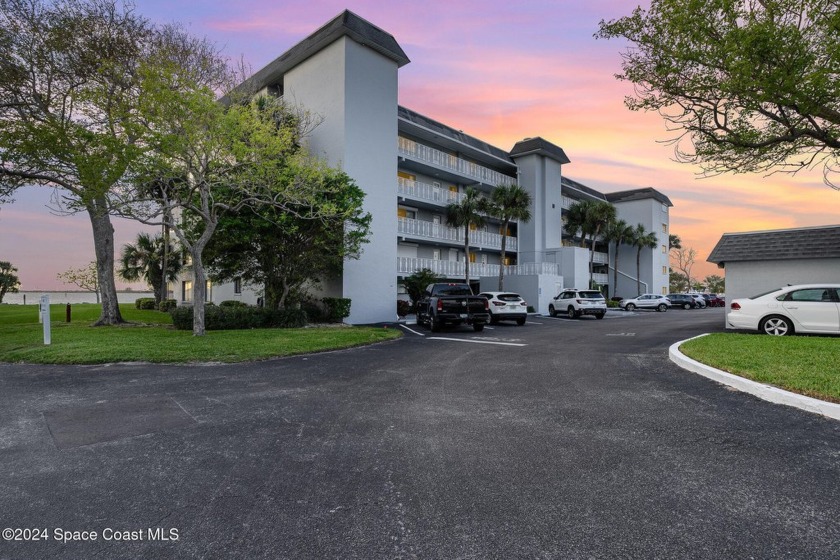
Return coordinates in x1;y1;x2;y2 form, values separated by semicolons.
619;294;670;312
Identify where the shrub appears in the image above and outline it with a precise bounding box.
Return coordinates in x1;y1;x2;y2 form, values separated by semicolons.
527;305;535;313
300;299;328;323
158;299;177;312
607;300;620;308
397;299;411;317
322;297;351;323
135;298;156;310
219;300;249;308
169;304;308;330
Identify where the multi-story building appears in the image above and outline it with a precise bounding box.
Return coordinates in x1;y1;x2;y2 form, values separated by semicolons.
174;10;671;322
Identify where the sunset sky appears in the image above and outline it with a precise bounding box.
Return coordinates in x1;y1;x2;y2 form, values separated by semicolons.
1;0;837;290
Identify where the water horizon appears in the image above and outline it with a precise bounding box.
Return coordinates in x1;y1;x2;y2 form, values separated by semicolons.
2;291;155;306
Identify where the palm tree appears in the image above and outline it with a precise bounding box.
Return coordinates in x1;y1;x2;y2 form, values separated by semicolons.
119;233;183;308
488;183;532;290
563;200;592;247
446;187;487;286
604;219;634;298
631;224;658;296
584;201;617;289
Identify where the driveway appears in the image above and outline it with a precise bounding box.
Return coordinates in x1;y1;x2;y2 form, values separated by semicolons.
1;309;838;559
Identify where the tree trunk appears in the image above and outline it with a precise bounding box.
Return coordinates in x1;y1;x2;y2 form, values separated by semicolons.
636;249;642;296
613;243;621;299
192;250;207;336
160;221;169;308
498;220;508;291
589;236;597;289
87;202;124;326
463;228;471;286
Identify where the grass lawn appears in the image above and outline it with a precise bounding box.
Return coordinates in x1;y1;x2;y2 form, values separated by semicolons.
680;333;840;403
0;303;402;364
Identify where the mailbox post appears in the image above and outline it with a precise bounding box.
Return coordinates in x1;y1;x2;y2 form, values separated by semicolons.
40;295;51;345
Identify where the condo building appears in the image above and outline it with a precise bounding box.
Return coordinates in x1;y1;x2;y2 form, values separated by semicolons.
175;10;672;323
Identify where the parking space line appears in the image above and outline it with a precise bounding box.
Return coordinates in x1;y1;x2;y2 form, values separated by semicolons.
428;337;527;347
400;325;426;337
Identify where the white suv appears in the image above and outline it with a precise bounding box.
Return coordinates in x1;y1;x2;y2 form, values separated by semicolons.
619;294;671;312
549;289;607;319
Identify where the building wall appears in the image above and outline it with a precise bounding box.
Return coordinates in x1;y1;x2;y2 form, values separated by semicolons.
612;199;670;296
723;258;840;302
285;37;400;323
513;153;564;262
479;274;563;315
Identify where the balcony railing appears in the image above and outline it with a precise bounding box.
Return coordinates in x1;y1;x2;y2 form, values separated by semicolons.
592;251;609;264
397;258;563;279
398;177;463;205
592;273;610;285
398;137;515;186
398;217;518;252
561;195;576;209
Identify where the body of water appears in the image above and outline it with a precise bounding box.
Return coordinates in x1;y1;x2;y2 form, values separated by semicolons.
2;291;154;305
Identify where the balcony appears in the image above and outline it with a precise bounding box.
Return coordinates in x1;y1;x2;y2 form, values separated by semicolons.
396;258;562;279
398;217;518;252
592;273;610;285
592;251;609;264
398;137;515;187
398;177;463;206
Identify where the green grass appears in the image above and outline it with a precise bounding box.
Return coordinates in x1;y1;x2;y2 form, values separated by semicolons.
680;333;840;403
0;303;401;364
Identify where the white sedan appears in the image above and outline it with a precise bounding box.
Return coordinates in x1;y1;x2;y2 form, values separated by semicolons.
728;284;840;336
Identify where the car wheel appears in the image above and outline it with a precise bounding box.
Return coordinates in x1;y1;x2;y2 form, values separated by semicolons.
683;303;691;310
625;303;635;311
548;305;556;317
657;303;668;312
473;323;485;332
567;306;578;319
595;312;605;320
761;316;793;336
429;311;442;333
516;317;526;326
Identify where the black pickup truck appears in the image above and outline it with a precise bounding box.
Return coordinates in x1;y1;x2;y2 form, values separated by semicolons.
416;283;490;332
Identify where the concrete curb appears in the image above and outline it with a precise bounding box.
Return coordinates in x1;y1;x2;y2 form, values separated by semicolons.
669;334;840;422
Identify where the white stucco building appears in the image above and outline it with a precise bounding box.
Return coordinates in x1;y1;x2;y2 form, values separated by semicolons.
173;10;672;322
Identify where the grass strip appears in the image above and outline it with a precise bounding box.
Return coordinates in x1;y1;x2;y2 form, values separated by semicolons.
680;333;840;403
0;304;401;364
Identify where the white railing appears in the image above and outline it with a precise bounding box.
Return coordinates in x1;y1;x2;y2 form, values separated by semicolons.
397;258;563;279
561;195;576;209
398;137;515;186
398;218;518;252
397;257;501;279
592;273;610;285
398;177;463;205
592;251;609;264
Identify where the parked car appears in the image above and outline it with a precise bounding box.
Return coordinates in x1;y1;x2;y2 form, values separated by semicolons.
548;289;607;319
687;293;707;308
478;292;528;325
619;294;670;312
706;294;726;307
727;284;840;336
667;293;698;309
417;283;490;332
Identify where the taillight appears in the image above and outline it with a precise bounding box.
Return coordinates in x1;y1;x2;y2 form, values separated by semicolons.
493;301;505;307
484;299;489;311
730;302;741;310
437;299;443;311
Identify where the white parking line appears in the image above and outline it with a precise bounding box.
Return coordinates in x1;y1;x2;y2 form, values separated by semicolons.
428;337;527;347
400;325;426;337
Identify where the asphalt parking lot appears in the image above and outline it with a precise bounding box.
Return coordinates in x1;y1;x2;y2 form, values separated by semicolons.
1;307;839;559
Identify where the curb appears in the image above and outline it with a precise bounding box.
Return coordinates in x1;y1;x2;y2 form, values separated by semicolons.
669;334;840;422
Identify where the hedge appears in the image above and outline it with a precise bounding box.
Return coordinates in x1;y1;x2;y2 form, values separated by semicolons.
169;305;308;330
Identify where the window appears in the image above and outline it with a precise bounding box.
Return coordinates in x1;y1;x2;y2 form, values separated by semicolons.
661;245;667;254
662;223;668;233
662;266;668;275
397;208;416;219
432;249;440;261
779;289;836;302
234;277;242;295
661;203;668;212
397;171;415;181
182;281;193;302
480;254;488;264
469;252;477;263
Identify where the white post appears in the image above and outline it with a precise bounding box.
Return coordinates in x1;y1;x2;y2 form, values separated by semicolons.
40;294;51;345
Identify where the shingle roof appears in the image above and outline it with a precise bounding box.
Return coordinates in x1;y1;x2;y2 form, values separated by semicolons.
707;225;840;264
605;188;673;207
398;106;513;164
561;176;608;201
509;137;571;164
235;10;409;95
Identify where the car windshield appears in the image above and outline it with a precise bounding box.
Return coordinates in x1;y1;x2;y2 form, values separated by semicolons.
437;286;472;296
579;291;603;299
